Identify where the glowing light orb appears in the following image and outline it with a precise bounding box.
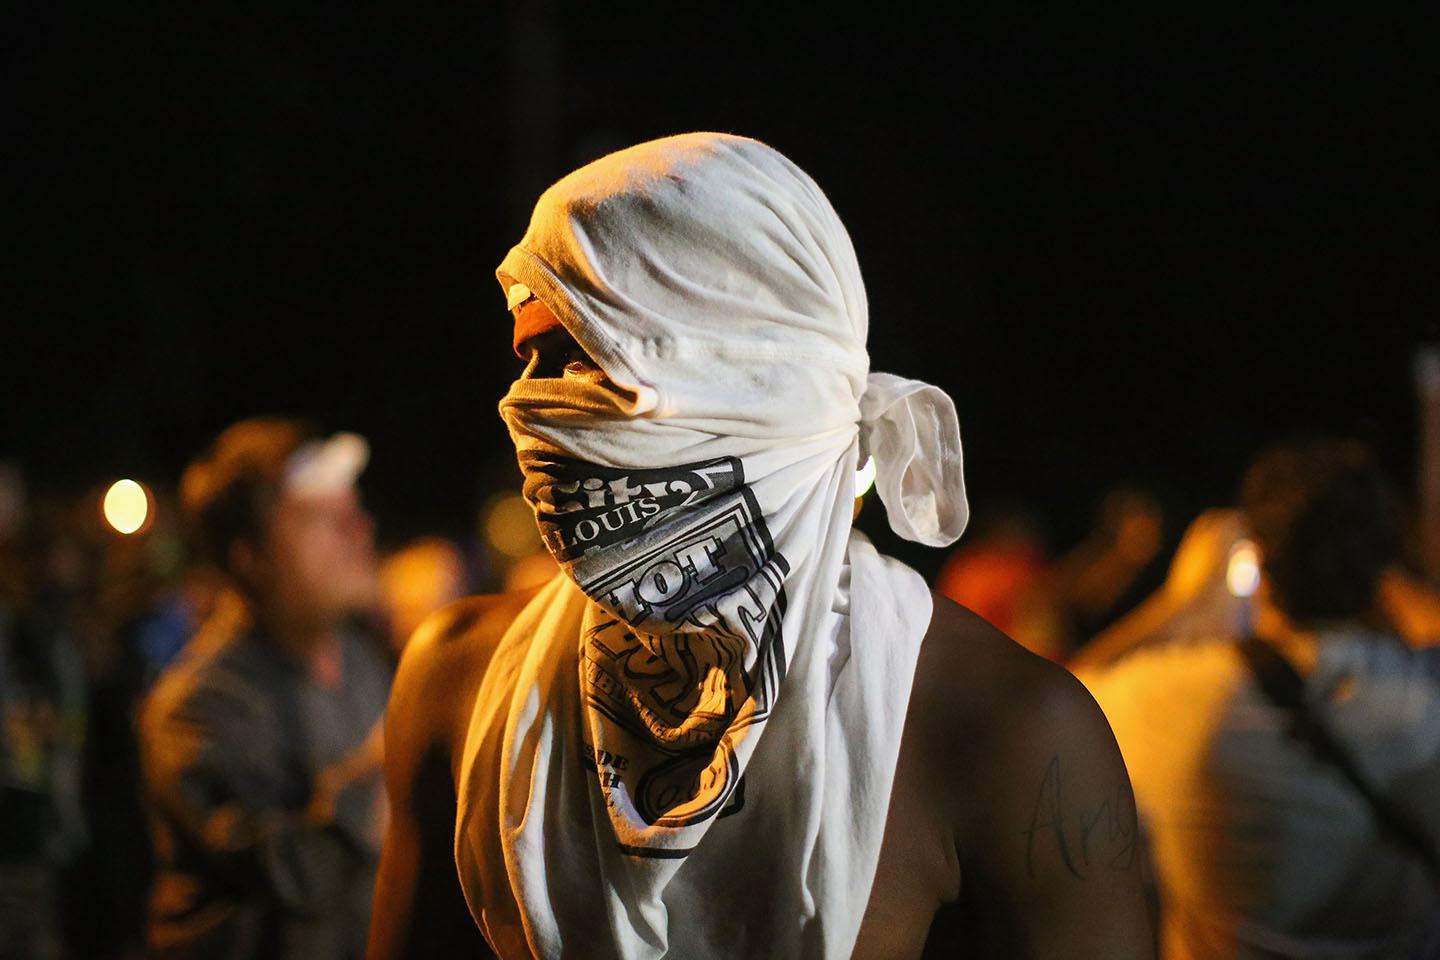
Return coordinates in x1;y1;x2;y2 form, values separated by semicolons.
855;457;877;498
1226;540;1261;598
103;479;149;535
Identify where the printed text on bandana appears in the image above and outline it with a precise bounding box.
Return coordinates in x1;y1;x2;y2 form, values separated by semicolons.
528;456;789;844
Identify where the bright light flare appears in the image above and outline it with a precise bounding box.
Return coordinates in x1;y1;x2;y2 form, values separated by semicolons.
1226;539;1261;598
103;479;150;535
855;457;877;498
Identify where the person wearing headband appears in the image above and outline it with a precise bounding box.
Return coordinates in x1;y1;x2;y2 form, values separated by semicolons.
139;418;393;959
370;134;1153;959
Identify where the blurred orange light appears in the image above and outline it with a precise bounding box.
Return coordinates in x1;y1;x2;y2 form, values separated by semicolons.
103;479;150;535
484;493;541;559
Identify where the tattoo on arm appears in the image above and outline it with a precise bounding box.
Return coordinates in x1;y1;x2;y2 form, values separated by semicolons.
1022;754;1137;879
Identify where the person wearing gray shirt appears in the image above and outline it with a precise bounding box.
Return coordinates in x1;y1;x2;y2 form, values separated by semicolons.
140;419;392;959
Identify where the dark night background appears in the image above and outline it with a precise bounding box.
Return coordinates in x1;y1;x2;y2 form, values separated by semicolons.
7;2;1435;577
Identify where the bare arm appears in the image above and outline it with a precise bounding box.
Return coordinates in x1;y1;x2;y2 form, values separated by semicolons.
975;678;1155;958
367;599;504;960
934;599;1156;958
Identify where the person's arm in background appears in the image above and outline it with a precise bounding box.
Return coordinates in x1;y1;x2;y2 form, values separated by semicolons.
1379;347;1440;649
1414;346;1440;586
139;673;376;915
308;714;386;827
1379;570;1440;649
1068;510;1252;673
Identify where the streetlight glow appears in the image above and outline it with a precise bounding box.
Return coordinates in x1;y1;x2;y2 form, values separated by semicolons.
104;479;150;535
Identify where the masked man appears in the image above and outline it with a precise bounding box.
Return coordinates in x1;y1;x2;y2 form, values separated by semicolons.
369;133;1153;959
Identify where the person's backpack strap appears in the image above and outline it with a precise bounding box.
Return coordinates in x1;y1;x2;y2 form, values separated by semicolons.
1236;636;1440;885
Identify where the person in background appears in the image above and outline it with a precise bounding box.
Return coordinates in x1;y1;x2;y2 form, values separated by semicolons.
1029;488;1167;662
1380;344;1440;647
1075;440;1440;958
66;491;226;960
1413;345;1440;585
937;492;1167;664
1067;509;1255;674
138;419;392;960
0;465;87;960
934;509;1053;656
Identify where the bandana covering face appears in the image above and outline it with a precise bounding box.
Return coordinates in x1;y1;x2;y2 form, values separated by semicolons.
456;133;969;959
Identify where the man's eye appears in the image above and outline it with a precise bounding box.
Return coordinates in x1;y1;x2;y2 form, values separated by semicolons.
516;327;605;381
563;353;600;375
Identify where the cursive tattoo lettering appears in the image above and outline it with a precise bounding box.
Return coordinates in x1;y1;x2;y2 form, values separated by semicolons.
1022;754;1137;879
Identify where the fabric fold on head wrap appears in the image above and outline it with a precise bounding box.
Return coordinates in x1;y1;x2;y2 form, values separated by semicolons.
455;132;969;960
859;372;968;546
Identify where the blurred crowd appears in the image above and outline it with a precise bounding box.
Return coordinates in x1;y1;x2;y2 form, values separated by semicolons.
0;421;555;959
2;356;1439;958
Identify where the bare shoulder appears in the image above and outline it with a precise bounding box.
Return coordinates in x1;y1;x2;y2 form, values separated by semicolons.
386;587;542;774
914;592;1154;958
370;587;542;960
915;591;1116;775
